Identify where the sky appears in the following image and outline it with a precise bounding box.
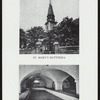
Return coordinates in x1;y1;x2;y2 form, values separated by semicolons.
20;0;79;31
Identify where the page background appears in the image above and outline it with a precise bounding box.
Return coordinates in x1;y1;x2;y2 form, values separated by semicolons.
3;0;97;100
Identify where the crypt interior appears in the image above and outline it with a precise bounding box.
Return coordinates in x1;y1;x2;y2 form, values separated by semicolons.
19;65;79;100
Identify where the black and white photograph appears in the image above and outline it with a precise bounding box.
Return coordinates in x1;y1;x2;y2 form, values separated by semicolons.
20;0;79;54
19;65;79;100
3;0;97;99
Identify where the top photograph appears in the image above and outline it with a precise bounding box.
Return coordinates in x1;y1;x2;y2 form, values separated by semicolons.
20;0;79;54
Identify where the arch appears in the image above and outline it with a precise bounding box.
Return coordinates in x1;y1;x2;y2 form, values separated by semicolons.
45;67;79;80
21;69;57;84
20;72;55;93
20;68;78;92
62;76;76;94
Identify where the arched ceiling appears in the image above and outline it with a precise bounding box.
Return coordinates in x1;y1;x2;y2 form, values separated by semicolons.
19;65;79;83
21;68;73;85
21;73;54;86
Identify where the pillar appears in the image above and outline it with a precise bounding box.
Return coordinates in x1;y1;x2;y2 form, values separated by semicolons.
42;45;45;53
55;81;62;90
75;79;79;94
54;42;59;54
35;41;42;54
36;46;41;54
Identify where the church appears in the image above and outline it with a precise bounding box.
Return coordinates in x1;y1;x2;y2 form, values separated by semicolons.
20;0;79;54
35;0;59;54
45;0;57;32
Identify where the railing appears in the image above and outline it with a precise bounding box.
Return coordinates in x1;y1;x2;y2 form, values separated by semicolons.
19;90;31;100
58;45;79;54
20;45;79;54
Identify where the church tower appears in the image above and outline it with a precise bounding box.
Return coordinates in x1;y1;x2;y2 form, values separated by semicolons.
45;0;57;32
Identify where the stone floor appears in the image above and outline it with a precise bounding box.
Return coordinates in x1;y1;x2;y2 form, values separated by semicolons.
19;88;79;100
36;88;79;100
28;90;62;100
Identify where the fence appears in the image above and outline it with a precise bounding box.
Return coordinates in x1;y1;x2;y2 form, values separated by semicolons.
20;45;79;54
58;46;79;54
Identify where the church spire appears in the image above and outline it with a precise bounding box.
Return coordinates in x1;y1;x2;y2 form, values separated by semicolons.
49;0;51;4
45;0;57;32
48;0;54;16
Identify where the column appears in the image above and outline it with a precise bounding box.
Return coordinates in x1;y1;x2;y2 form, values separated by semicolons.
36;46;41;54
54;42;59;54
75;79;79;94
55;81;62;90
42;45;45;53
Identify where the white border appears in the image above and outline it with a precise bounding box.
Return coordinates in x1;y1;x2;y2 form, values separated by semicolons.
3;0;97;99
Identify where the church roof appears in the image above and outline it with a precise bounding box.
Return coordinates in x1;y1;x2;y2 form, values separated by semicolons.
48;4;54;16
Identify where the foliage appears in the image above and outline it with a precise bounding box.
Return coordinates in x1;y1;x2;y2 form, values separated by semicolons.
20;27;46;49
20;29;27;49
20;17;79;50
48;17;79;46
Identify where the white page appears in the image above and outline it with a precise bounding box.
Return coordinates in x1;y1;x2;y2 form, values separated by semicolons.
3;0;97;100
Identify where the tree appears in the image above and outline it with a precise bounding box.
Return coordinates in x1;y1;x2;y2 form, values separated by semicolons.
48;17;79;46
20;17;79;50
25;26;45;49
20;29;27;49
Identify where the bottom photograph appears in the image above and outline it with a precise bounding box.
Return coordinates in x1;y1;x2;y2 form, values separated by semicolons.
19;65;79;100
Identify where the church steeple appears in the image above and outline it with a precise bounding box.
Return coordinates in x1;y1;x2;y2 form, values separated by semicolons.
45;0;57;32
48;0;54;16
49;0;51;4
47;0;55;22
